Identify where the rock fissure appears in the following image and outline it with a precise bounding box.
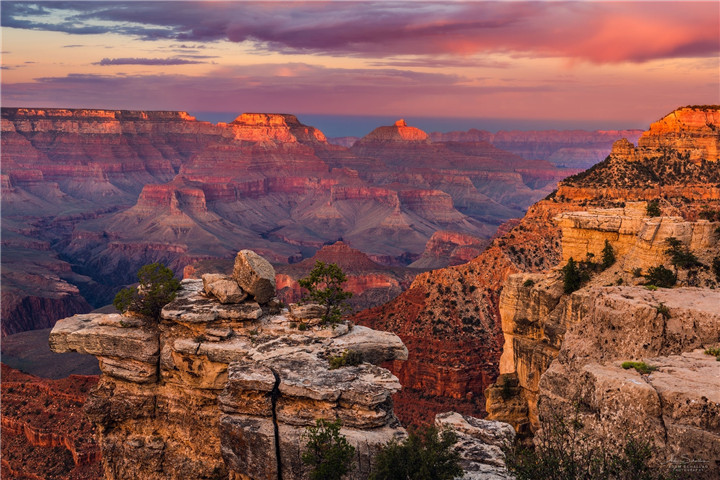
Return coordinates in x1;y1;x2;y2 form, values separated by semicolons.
269;367;283;480
642;375;669;445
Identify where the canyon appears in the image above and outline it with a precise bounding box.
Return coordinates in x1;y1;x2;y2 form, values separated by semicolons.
45;250;516;480
3;105;718;478
355;105;720;432
2;108;580;337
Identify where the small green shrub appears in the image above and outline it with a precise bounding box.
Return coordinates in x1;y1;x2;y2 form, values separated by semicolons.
113;263;180;320
664;237;701;269
369;426;462;480
299;261;353;325
655;303;671;319
298;322;309;331
500;378;514;400
646;200;661;217
562;258;584;294
328;349;363;369
523;279;535;288
505;408;673;480
302;419;355;480
644;265;676;288
712;256;720;281
601;240;616;270
621;361;658;374
704;347;720;361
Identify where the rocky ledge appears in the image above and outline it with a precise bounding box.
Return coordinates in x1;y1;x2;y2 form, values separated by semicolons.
50;250;410;480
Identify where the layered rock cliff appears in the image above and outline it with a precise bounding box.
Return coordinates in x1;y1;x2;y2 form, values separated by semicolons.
483;106;720;476
3;109;575;334
49;250;409;480
429;128;644;169
1;363;102;479
356;105;719;431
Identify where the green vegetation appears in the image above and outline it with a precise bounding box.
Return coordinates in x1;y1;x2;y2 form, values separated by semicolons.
302;419;355;480
369;426;462;480
299;261;353;325
646;200;661;217
523;279;535;288
704;347;720;361
712;256;720;281
562;258;588;294
298;322;309;331
505;409;673;480
113;263;180;319
664;237;701;269
500;378;514;400
601;240;616;270
655;303;671;319
328;349;363;369
621;361;658;375
644;265;677;288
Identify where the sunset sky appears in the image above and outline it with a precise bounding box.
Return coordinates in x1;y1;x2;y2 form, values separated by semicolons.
2;1;719;135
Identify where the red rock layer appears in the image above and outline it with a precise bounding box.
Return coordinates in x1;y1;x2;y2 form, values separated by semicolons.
275;242;420;311
353;201;572;426
430;128;644;169
0;364;101;479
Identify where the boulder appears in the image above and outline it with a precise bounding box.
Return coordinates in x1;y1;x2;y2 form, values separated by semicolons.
233;250;276;304
202;274;247;304
435;412;515;480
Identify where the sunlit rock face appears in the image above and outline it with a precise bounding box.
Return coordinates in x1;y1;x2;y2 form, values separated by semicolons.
50;250;409;480
4;109;571;332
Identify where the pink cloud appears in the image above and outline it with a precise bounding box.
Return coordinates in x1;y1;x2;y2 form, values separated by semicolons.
3;2;717;64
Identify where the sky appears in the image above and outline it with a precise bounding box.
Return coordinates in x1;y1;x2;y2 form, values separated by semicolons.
1;1;719;136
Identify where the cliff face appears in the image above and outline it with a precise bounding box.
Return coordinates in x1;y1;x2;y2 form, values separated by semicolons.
49;251;409;480
559;106;720;203
353;200;571;426
429;128;644;169
482;107;720;476
539;287;720;477
1;364;102;479
354;106;719;430
3;110;574;333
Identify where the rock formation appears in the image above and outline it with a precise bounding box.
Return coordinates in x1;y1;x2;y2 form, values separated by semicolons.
355;105;720;432
482;106;720;477
430;128;644;169
4;109;576;334
275;242;420;312
1;363;102;479
49;250;410;479
435;412;515;480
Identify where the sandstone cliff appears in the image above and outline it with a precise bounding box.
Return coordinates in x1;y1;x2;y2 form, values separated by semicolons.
1;363;102;479
5;108;571;332
49;250;410;480
482;105;720;476
355;105;719;433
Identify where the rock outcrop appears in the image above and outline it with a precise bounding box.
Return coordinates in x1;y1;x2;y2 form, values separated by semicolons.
50;250;409;480
539;288;720;478
1;363;102;479
436;412;515;480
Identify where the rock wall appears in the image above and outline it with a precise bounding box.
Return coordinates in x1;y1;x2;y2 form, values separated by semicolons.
539;287;720;478
556;202;718;273
50;251;409;480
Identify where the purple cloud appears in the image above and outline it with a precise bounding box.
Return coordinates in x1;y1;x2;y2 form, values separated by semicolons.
94;57;205;66
2;2;717;64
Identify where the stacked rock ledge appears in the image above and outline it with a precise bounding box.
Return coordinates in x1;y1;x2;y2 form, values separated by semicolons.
49;250;411;480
